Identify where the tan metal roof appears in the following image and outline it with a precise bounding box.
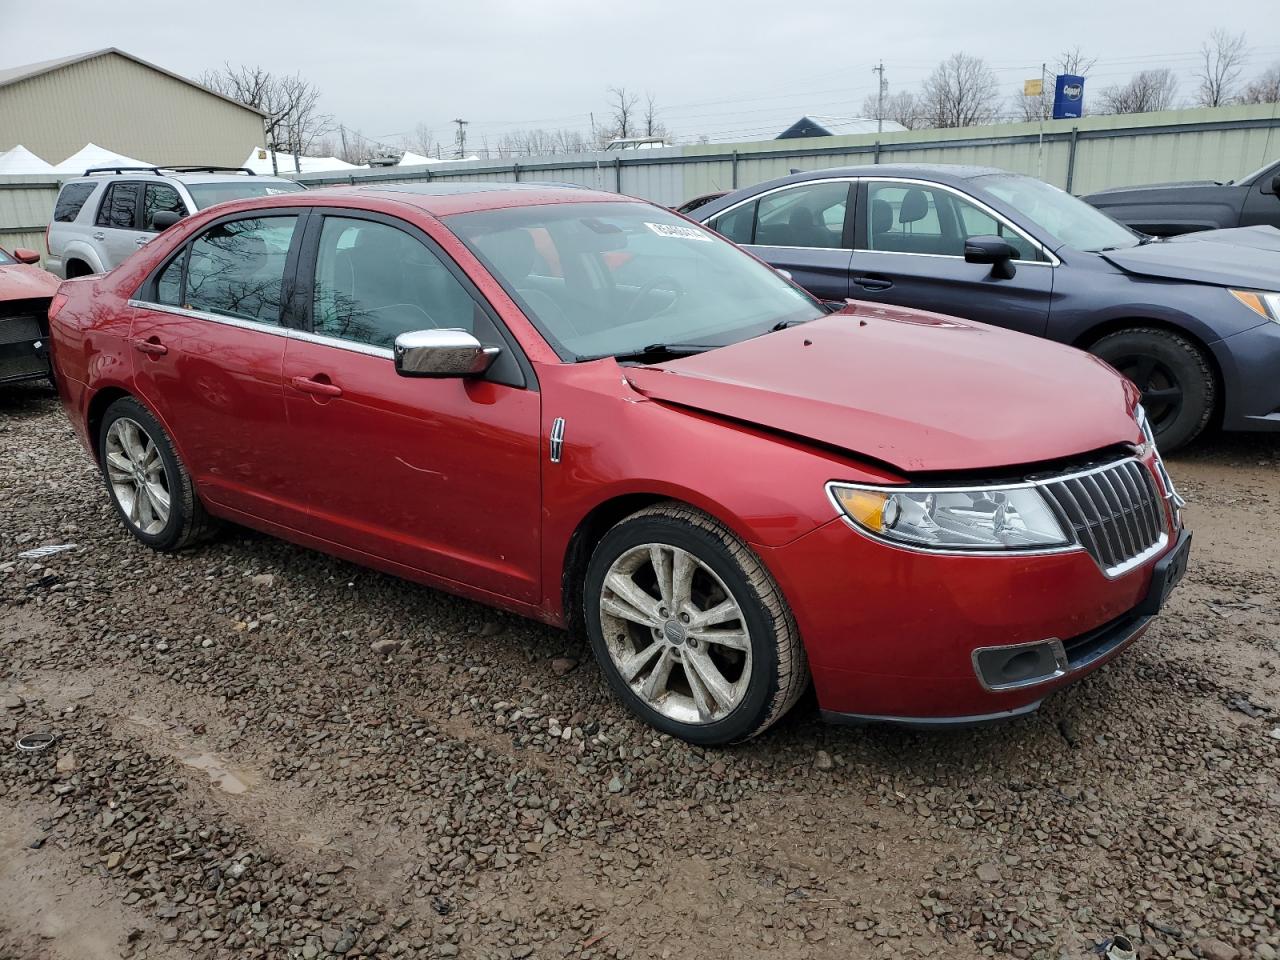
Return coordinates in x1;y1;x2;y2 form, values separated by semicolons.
0;47;268;117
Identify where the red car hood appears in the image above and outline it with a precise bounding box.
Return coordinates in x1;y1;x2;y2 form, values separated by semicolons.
0;262;59;301
623;304;1140;474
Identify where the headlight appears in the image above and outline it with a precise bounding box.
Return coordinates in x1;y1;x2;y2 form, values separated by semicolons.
828;482;1070;551
1229;289;1280;323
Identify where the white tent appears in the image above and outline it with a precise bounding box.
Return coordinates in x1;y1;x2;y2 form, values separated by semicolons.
243;149;356;176
53;142;153;174
0;145;54;174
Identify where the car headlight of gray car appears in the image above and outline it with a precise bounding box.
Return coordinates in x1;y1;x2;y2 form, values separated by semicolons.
827;481;1071;552
1230;289;1280;323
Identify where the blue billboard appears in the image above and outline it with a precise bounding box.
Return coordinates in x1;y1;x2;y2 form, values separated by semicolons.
1053;74;1085;120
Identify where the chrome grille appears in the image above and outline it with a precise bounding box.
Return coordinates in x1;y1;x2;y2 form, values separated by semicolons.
1041;460;1167;575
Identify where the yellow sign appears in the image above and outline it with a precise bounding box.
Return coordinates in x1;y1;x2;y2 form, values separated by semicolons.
1024;79;1044;97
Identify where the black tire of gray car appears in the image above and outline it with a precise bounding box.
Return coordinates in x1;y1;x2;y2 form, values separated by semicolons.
1090;327;1216;453
584;503;810;746
97;397;215;552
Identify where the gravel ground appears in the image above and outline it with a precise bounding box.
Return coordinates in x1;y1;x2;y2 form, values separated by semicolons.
1;380;1277;960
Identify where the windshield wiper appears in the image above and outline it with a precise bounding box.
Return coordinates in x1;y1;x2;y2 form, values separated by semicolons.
578;342;719;364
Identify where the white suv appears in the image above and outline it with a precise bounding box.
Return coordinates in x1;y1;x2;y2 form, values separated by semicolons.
45;166;305;278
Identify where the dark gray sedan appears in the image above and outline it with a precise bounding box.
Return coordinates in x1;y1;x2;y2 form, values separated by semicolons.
692;164;1280;450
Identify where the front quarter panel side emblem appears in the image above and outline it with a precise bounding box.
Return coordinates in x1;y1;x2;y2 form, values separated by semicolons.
549;417;566;464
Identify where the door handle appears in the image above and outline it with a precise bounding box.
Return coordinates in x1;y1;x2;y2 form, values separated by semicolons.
854;276;893;291
290;375;342;398
92;232;105;241
131;338;168;356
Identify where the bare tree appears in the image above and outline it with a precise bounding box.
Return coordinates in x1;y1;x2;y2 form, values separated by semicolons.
404;122;439;158
861;89;926;129
1097;68;1179;114
1240;63;1280;104
1195;29;1249;106
920;53;1002;127
1014;47;1098;121
642;92;669;140
605;86;640;140
199;64;332;157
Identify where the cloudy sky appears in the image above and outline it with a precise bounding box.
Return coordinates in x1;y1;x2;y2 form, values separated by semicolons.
3;0;1278;151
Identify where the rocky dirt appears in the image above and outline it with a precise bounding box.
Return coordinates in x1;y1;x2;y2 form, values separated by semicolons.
1;380;1277;960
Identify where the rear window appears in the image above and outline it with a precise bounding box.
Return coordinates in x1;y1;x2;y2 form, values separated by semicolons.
185;180;305;209
53;182;97;223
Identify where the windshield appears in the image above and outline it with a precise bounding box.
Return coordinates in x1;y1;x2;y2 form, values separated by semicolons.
1232;158;1280;185
446;201;823;361
975;174;1141;252
0;247;13;266
186;180;305;209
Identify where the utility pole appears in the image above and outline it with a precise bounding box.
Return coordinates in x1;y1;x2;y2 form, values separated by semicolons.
452;118;468;159
1037;61;1047;181
872;61;887;133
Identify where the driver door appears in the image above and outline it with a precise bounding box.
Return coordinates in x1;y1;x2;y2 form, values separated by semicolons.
280;211;542;603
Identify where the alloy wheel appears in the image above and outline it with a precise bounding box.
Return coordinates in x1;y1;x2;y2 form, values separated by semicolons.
104;417;171;536
599;543;752;725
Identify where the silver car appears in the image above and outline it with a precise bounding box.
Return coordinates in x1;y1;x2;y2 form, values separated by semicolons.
45;166;305;278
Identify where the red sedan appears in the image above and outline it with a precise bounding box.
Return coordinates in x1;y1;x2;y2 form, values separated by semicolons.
47;184;1190;744
1;243;59;385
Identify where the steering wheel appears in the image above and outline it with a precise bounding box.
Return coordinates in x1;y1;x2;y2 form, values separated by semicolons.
621;275;685;326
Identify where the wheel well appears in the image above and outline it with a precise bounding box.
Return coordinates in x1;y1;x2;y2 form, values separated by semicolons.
65;259;93;278
560;494;673;637
1073;318;1224;426
85;387;131;462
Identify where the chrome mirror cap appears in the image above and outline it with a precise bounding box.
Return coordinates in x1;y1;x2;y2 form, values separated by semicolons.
393;329;499;378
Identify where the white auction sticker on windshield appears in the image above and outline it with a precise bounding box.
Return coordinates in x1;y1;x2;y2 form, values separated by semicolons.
645;221;713;241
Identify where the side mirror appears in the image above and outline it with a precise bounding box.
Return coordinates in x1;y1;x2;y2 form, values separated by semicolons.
152;211;184;231
1270;174;1280;197
12;248;40;264
394;329;499;378
964;235;1018;279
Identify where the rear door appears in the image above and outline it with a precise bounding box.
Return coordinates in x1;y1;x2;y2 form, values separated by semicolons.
93;181;149;269
128;210;307;527
706;180;854;301
849;179;1054;337
280;210;543;602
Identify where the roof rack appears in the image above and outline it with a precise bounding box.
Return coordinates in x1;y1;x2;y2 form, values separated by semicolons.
83;166;162;176
160;166;257;176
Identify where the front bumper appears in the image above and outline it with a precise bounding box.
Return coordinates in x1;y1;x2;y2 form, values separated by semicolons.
758;474;1185;724
1212;319;1280;431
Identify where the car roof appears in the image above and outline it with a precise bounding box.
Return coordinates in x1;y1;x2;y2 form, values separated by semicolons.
309;181;640;216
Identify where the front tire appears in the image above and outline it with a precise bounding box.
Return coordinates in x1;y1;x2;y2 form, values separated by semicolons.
97;397;213;551
584;503;809;745
1090;327;1216;452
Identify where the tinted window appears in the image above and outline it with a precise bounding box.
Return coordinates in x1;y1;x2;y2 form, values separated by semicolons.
142;183;186;231
313;217;483;349
185;216;298;324
53;182;97;223
753;181;849;249
95;183;140;229
708;201;756;245
185;180;304;209
155;253;184;306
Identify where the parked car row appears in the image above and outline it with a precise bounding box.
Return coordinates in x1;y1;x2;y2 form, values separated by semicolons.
691;164;1280;451
46;179;1192;744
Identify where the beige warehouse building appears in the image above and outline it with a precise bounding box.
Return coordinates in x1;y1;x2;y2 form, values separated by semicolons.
0;48;266;168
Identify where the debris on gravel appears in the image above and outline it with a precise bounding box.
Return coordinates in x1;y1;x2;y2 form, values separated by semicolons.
2;382;1279;960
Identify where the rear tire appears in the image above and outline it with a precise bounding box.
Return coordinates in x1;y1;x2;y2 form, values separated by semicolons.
96;397;214;551
584;503;809;745
1090;327;1215;452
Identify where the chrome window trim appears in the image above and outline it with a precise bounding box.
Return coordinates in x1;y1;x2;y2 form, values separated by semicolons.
704;177;856;250
703;175;1060;267
825;455;1167;574
127;300;395;360
970;638;1069;692
861;176;1059;266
